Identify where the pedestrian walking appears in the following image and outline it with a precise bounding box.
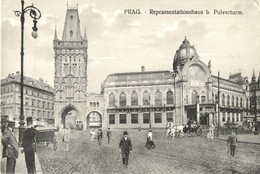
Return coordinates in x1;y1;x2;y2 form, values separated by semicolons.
62;128;70;151
227;130;238;157
107;128;111;143
90;129;96;141
2;120;19;173
119;131;132;168
146;129;155;149
97;128;103;145
138;124;141;132
207;124;215;140
21;117;37;174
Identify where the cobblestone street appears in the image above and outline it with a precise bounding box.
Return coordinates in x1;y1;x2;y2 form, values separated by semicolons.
37;129;260;174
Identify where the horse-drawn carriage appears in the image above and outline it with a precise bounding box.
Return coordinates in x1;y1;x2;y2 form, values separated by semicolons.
166;122;202;138
36;126;58;150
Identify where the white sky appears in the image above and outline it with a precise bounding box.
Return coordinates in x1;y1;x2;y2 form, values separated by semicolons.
1;0;260;93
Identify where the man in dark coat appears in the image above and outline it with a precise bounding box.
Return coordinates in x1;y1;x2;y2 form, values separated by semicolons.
98;128;103;145
21;117;37;174
107;128;111;143
2;120;19;173
119;131;132;168
227;130;238;157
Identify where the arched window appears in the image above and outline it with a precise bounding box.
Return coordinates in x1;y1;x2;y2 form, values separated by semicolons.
232;96;234;107
227;95;230;106
240;98;243;107
143;91;150;106
154;90;162;106
109;93;115;107
90;102;93;107
212;92;215;103
192;91;198;104
166;91;174;105
119;92;126;107
93;102;96;107
131;91;138;106
97;102;99;107
222;94;225;106
236;97;239;107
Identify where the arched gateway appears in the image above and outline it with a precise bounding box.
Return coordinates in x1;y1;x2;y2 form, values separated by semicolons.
86;111;102;129
53;6;88;127
60;105;79;128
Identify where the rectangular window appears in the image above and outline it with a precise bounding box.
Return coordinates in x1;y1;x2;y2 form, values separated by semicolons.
109;114;115;124
38;110;41;117
222;113;225;122
32;109;35;117
143;113;150;124
166;112;173;122
32;99;35;106
119;114;126;124
131;114;138;124
154;113;162;123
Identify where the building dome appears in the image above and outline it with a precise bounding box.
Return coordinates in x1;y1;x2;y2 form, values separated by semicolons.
173;37;199;72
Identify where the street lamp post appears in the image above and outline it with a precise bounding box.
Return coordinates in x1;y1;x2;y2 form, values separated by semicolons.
172;73;176;124
14;0;41;144
217;71;221;138
254;86;258;134
149;95;152;129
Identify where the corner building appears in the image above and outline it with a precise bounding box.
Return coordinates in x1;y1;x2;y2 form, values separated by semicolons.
102;38;251;128
1;72;54;122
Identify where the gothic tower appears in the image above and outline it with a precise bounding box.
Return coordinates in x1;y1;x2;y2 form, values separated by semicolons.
53;6;88;128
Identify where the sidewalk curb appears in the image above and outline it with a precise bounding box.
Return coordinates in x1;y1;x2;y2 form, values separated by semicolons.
217;138;260;145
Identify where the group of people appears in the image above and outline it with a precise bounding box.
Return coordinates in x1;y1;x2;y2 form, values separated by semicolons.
90;128;111;145
1;117;37;174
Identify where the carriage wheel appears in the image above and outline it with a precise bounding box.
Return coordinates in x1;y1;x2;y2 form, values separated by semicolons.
196;128;202;136
187;130;192;137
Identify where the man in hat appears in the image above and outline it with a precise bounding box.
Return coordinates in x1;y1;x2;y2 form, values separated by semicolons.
227;130;238;157
21;117;37;173
97;128;103;145
1;120;19;173
119;131;132;168
107;128;111;143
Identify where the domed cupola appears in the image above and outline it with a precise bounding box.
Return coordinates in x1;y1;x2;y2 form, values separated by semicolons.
173;37;199;73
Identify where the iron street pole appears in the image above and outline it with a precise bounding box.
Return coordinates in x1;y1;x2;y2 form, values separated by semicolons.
173;73;176;123
255;86;258;134
149;95;152;129
15;0;41;145
217;71;221;137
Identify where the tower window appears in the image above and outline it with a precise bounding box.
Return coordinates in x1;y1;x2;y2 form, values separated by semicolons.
70;30;73;37
70;15;73;20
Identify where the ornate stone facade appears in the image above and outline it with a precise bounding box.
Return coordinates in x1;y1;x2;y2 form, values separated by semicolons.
250;71;260;122
102;38;251;128
53;6;88;128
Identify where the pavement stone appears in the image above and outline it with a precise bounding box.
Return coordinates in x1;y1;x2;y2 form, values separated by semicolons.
36;129;260;174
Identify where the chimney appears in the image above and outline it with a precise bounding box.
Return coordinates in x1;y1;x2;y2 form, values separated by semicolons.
141;66;145;72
